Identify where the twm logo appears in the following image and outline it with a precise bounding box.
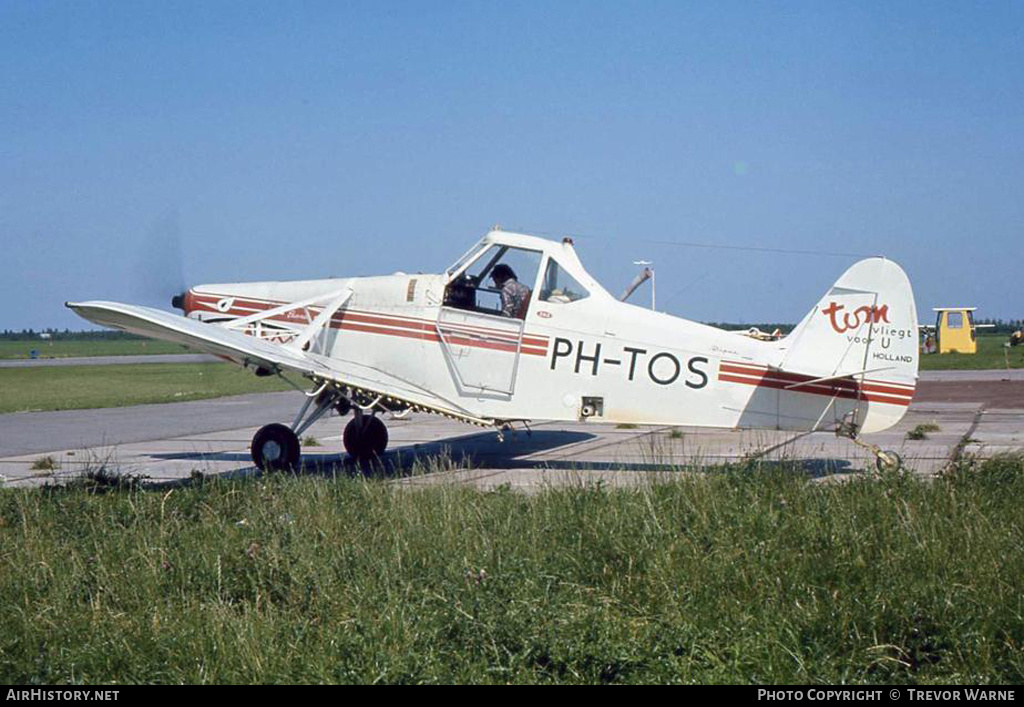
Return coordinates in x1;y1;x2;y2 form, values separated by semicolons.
822;302;890;334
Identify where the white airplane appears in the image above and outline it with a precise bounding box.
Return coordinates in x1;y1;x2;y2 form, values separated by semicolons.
67;229;919;471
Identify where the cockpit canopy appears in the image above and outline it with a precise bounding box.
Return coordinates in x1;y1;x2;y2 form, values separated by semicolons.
443;230;606;319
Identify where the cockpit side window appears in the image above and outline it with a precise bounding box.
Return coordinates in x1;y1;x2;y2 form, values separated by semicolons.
539;258;589;303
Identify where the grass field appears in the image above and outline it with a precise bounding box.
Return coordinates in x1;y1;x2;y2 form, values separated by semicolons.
919;334;1023;370
1;455;1021;684
0;339;185;359
0;362;291;413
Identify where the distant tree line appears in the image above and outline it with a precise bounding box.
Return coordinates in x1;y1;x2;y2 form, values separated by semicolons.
0;329;145;341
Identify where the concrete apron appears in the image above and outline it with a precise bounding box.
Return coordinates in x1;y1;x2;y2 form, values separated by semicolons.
3;401;1019;491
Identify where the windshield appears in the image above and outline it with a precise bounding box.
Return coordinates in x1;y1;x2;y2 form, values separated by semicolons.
446;238;488;277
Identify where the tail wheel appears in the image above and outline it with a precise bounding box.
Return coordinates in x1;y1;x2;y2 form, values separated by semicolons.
875;449;903;473
251;423;301;471
344;415;389;460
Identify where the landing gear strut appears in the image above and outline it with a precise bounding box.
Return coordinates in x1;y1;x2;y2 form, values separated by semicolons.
248;384;391;470
836;415;903;473
249;385;343;471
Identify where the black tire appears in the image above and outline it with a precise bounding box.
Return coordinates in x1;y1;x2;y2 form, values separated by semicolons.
343;416;389;460
251;423;301;471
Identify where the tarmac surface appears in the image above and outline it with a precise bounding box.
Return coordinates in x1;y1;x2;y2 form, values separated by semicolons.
1;370;1020;490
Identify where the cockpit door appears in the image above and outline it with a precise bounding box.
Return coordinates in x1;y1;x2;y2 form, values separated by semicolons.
436;307;525;398
437;244;542;398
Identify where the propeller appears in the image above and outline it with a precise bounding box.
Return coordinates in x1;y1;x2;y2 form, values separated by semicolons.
131;208;188;311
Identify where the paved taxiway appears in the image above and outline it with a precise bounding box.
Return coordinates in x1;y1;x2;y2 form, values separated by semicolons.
0;354;216;368
1;370;1020;490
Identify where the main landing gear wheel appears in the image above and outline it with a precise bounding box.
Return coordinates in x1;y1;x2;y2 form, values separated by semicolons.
344;415;388;461
251;423;301;471
875;449;903;473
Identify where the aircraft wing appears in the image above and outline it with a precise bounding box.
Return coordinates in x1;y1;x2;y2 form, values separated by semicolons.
66;301;489;423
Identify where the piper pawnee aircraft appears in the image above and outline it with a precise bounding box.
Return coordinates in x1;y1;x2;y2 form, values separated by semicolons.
67;228;919;471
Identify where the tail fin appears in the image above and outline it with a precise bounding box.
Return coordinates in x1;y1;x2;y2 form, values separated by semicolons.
775;257;918;433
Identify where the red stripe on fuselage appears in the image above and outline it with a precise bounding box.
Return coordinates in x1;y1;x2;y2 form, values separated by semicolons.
719;362;914;393
187;293;550;356
719;373;912;407
718;361;914;407
722;361;913;389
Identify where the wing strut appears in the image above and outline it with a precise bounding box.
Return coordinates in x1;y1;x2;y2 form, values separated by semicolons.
223;288;352;332
287;287;353;354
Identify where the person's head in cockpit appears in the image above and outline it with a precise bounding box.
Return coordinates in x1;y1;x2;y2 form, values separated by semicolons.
490;264;517;287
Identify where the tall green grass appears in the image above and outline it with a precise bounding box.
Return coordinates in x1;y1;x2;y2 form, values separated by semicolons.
1;456;1022;684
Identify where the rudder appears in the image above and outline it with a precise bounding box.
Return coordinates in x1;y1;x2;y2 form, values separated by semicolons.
775;257;918;433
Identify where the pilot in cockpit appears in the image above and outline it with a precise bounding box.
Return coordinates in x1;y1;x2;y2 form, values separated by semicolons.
490;264;531;319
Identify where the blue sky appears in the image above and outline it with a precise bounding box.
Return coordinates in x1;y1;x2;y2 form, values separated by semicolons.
2;0;1022;330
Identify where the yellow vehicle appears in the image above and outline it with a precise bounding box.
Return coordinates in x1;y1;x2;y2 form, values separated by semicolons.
931;307;980;354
